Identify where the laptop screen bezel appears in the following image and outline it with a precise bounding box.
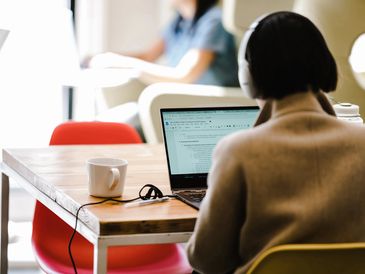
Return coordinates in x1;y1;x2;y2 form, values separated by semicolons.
160;106;260;190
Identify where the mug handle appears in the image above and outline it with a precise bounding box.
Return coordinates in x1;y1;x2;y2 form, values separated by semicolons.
109;168;120;190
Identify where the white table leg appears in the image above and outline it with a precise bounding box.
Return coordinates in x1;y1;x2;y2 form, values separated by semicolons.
0;172;9;274
94;239;107;274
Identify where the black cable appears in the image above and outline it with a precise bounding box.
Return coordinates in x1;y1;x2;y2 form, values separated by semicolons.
68;198;113;273
68;184;176;274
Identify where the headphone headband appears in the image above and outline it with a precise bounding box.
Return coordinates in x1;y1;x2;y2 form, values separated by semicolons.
238;13;269;99
239;13;269;65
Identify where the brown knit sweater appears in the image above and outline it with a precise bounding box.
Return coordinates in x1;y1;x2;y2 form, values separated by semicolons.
186;92;365;273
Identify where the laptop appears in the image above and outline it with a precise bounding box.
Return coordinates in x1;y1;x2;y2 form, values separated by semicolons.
160;106;260;209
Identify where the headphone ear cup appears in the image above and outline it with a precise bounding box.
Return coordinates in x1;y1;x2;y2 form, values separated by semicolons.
238;29;257;99
239;59;251;97
239;60;258;99
238;14;268;99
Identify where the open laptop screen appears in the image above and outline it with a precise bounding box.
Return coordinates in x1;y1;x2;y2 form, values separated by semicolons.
161;106;259;188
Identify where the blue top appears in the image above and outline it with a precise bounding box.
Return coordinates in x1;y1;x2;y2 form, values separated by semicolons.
163;7;239;87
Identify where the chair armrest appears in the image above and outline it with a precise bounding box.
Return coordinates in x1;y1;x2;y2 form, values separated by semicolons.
138;83;257;144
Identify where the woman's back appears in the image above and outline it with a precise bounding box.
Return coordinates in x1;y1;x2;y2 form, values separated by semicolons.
186;11;365;274
225;92;365;271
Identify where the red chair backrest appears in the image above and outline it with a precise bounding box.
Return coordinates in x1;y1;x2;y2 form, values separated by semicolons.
49;121;142;145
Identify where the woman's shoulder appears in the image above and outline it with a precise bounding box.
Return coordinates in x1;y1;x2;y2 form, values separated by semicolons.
203;6;222;18
214;128;257;156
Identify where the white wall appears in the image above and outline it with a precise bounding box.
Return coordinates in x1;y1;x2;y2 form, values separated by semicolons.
74;0;174;119
105;0;160;52
76;0;174;58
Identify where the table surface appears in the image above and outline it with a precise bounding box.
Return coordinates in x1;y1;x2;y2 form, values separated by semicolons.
2;144;198;236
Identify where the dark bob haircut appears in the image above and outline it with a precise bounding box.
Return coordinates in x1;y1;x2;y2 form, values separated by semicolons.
246;11;337;100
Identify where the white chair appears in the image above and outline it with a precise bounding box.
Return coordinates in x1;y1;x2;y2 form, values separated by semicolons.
138;83;256;144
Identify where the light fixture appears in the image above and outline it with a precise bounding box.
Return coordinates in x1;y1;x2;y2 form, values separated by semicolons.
349;33;365;90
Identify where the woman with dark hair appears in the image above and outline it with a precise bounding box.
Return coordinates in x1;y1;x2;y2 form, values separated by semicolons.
90;0;238;87
186;11;365;273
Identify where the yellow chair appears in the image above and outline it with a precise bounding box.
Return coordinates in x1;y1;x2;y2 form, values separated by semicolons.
247;243;365;274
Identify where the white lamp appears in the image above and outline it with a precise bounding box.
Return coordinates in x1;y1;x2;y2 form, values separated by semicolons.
349;33;365;90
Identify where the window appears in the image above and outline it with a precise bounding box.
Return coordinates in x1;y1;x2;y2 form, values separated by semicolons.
0;0;72;153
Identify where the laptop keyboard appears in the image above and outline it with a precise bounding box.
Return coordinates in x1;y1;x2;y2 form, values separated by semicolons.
179;190;206;202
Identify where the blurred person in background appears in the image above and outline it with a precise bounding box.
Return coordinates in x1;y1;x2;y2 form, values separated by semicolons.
90;0;239;87
88;0;239;138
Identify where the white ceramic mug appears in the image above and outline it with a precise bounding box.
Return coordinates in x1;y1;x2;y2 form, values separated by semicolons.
86;158;128;197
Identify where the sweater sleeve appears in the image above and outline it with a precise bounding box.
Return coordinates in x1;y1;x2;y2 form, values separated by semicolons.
186;138;246;273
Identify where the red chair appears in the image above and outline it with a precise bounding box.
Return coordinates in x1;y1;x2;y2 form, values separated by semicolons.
31;121;192;274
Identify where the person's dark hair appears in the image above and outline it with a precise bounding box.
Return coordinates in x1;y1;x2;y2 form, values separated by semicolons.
174;0;219;32
246;11;337;100
193;0;219;25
